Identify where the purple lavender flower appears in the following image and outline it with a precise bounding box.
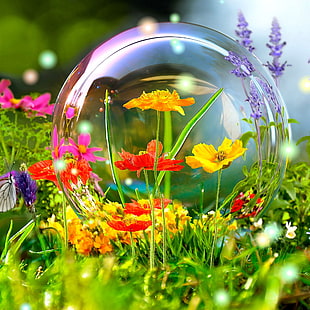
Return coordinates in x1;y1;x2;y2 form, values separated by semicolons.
257;78;281;113
15;171;37;207
224;51;255;78
235;11;255;52
265;18;289;83
246;81;264;119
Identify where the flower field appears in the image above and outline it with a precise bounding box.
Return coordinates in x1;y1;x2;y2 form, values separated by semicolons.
0;13;309;310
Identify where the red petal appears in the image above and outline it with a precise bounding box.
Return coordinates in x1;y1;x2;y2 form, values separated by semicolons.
107;220;152;232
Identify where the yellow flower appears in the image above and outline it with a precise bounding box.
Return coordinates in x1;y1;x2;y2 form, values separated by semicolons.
186;137;247;173
123;89;195;115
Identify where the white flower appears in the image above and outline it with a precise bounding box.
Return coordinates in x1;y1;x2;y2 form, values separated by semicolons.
285;221;297;239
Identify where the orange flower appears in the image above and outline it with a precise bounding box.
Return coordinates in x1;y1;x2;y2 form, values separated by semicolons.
93;233;113;254
123;89;195;115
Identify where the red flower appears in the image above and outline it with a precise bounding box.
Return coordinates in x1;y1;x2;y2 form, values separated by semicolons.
231;191;264;218
124;198;172;216
115;140;184;177
28;160;58;183
28;158;92;191
107;218;152;232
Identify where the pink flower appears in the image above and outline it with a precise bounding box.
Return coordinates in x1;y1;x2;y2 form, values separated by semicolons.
0;79;11;93
50;126;65;159
21;93;54;117
0;79;54;117
62;133;106;162
65;106;76;119
0;80;25;109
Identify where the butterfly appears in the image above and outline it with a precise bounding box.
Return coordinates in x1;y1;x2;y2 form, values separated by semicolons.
0;172;17;212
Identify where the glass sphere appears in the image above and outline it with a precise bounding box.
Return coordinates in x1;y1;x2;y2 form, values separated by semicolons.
52;22;289;218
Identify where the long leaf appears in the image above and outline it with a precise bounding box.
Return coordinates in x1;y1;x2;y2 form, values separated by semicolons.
7;220;35;258
156;88;223;189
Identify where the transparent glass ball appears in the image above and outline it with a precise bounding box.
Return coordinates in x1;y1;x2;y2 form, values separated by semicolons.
52;22;289;217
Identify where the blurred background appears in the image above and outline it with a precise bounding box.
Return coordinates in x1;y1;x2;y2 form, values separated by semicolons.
0;0;309;157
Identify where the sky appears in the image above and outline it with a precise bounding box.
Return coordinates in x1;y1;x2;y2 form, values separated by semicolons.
177;0;310;142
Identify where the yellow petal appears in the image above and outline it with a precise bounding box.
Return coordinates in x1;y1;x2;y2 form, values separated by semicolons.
192;143;217;161
185;156;203;169
228;140;247;159
218;137;233;153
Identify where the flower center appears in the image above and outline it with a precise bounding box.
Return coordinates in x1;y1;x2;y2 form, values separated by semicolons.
216;151;226;162
78;145;87;154
10;98;21;105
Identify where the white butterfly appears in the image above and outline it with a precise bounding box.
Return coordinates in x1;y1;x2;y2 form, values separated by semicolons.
0;174;17;212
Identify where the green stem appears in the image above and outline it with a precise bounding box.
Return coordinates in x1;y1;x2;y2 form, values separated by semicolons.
149;194;156;270
104;90;125;206
210;169;222;268
143;170;151;196
152;111;161;196
129;232;136;260
155;88;223;190
161;195;167;267
62;194;68;249
164;111;172;198
143;171;155;269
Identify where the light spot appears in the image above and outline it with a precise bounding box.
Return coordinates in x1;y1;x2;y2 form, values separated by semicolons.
170;39;185;54
20;304;31;310
280;264;299;283
125;178;133;186
169;13;180;23
78;120;93;134
54;159;66;172
23;69;39;85
138;17;158;35
214;289;230;307
280;142;299;160
298;76;310;93
264;223;281;241
38;50;57;69
255;232;270;248
176;73;195;93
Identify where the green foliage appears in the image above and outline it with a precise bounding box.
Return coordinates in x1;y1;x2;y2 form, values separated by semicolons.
269;161;310;246
0;109;51;171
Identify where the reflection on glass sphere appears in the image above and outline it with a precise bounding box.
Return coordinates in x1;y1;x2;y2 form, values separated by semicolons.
52;22;289;218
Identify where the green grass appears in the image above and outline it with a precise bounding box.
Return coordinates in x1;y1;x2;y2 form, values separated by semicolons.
0;158;309;310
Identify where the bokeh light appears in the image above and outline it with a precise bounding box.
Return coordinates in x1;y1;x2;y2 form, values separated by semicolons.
137;17;158;35
170;13;181;23
213;289;230;307
20;304;31;310
22;69;39;85
77;120;93;134
54;159;66;172
280;264;299;283
280;141;299;160
255;232;271;248
176;73;195;93
264;223;281;241
38;50;58;69
298;76;310;93
170;39;185;54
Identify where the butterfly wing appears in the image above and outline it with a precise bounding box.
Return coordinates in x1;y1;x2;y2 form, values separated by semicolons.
0;175;17;212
